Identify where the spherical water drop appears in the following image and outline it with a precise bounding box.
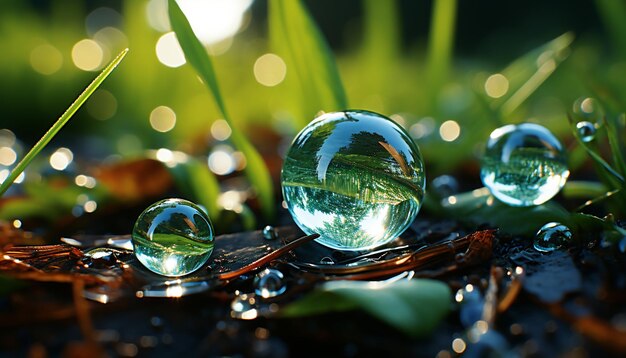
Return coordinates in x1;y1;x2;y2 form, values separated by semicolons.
262;225;277;240
254;268;286;298
132;198;214;277
534;222;572;252
480;123;569;207
576;121;597;143
281;110;426;251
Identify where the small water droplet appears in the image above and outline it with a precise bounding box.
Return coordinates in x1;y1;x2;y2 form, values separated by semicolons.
320;256;335;265
230;293;258;320
262;225;277;240
481;123;569;206
281;110;425;251
253;268;286;298
132;198;214;277
432;175;460;197
576;121;597;143
82;247;119;268
534;222;572;252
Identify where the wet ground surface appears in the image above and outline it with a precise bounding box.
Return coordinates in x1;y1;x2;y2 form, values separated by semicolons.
1;217;626;357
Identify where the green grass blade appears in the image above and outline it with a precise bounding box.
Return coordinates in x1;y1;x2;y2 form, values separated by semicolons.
167;157;221;222
0;48;129;197
567;113;625;186
425;0;457;109
595;0;626;59
479;33;573;118
168;0;275;219
602;114;626;179
269;0;347;125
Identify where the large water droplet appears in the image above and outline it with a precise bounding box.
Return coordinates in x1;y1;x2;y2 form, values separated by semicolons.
254;268;286;298
576;121;597;143
480;123;569;206
132;198;214;277
281;110;426;251
534;222;572;252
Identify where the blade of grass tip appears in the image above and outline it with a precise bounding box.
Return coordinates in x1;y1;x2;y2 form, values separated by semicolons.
0;48;129;197
168;0;275;219
269;0;347;122
567;113;625;185
500;33;573;116
425;0;457;110
601;115;626;180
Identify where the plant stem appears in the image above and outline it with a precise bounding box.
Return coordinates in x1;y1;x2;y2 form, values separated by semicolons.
0;48;129;197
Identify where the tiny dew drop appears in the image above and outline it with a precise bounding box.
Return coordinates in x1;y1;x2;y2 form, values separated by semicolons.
132;198;214;277
534;222;572;253
575;121;597;143
253;268;286;298
262;225;277;240
480;123;569;207
281;110;426;251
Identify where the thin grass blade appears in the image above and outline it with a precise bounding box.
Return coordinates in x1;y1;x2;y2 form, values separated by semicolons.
168;0;274;219
567;113;625;185
269;0;347;126
492;33;573;117
0;48;129;197
425;0;457;109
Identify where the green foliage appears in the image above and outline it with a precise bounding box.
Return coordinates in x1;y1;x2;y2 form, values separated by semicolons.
0;48;128;197
167;157;221;221
281;279;451;337
168;0;274;219
269;0;348;127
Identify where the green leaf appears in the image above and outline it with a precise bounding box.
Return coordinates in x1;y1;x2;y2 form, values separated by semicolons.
269;0;347;126
0;48;128;197
281;279;451;337
168;0;275;219
167;157;221;221
441;188;573;236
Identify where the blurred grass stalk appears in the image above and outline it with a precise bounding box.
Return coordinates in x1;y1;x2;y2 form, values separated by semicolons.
269;0;347;127
595;0;626;59
425;0;457;111
0;48;129;197
168;0;275;219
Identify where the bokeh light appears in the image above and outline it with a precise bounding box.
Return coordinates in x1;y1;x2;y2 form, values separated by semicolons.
211;119;232;141
439;120;461;142
150;106;177;132
208;145;236;175
49;148;74;171
484;73;509;98
253;53;287;87
72;39;104;71
30;44;63;75
156;32;186;68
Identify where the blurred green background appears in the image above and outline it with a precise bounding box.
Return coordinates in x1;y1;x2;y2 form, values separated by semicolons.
1;0;625;233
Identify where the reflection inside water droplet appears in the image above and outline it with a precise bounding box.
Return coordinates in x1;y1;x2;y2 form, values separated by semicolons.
534;222;572;252
138;280;212;298
132;198;214;277
281;110;425;251
480;123;569;206
254;268;286;298
575;121;597;143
